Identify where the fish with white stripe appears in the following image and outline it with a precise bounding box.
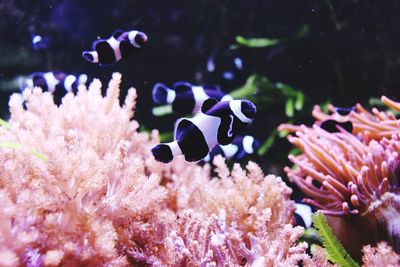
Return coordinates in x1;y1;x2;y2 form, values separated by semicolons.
320;106;355;133
152;81;232;116
152;98;256;163
20;71;88;93
82;30;148;66
294;202;314;228
202;135;260;163
206;48;244;82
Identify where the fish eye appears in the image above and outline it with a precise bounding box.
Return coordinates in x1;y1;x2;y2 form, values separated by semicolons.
82;52;94;62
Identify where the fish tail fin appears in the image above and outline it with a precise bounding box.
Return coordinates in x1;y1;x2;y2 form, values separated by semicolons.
82;51;99;63
152;142;180;163
152;83;173;104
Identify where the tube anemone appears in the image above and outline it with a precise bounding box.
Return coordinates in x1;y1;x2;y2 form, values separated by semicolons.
279;96;400;253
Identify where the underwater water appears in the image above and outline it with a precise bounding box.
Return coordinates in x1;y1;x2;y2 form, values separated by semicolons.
1;1;400;175
0;0;399;266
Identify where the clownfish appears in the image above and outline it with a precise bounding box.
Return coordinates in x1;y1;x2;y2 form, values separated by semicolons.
202;135;260;163
152;82;233;116
20;71;88;93
294;202;314;228
82;30;148;66
151;98;256;163
320;106;355;133
206;48;244;82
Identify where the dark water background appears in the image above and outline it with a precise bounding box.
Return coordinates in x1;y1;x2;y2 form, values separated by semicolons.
1;0;400;183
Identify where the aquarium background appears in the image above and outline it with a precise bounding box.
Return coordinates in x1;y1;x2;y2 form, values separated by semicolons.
1;0;400;180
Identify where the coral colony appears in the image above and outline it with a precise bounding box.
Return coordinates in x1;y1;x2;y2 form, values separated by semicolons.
0;73;398;266
0;74;308;265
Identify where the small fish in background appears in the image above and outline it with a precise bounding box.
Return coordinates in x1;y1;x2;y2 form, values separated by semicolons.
152;81;232;116
152;98;256;163
206;47;246;89
82;30;148;66
19;71;88;93
320;106;355;133
294;202;314;228
202;135;260;163
32;34;50;50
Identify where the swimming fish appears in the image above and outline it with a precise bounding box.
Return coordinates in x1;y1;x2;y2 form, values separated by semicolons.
152;81;232;115
320;106;355;133
294;202;314;228
152;98;256;163
207;48;244;81
82;30;148;66
20;71;88;93
205;47;246;90
202;135;260;163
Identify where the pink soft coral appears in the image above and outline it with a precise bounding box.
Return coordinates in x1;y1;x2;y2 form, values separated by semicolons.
0;73;167;265
0;73;316;266
164;156;313;266
362;242;400;267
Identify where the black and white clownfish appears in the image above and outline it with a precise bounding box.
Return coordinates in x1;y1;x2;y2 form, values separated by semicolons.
20;71;88;93
152;98;256;163
320;106;355;133
152;81;232;115
206;48;244;81
202;135;260;163
82;30;148;66
294;202;314;228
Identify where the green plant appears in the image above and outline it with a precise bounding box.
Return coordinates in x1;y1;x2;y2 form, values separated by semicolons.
233;25;309;48
313;213;359;267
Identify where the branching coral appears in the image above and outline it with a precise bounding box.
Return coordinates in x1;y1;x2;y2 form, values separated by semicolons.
279;96;400;254
0;73;168;266
362;241;400;267
0;73;324;266
165;156;314;266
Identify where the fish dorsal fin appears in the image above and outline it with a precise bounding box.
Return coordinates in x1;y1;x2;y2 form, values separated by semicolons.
112;30;124;39
92;39;107;50
201;98;218;113
173;82;192;93
335;106;355;116
203;85;221;91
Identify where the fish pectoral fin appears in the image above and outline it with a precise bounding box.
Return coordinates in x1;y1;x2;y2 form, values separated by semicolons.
203;85;221;91
92;39;107;50
201;98;218;113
